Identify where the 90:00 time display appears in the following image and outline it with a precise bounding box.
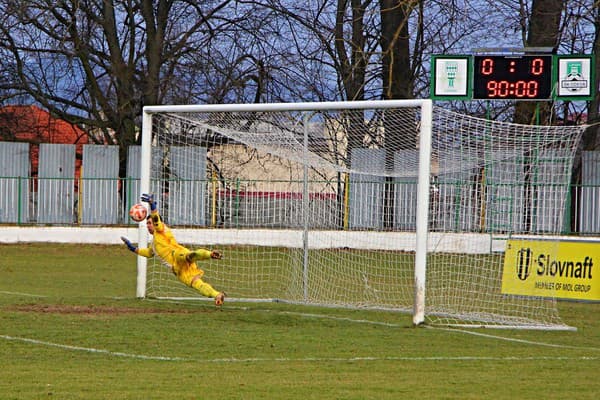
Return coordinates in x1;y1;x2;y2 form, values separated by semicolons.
485;80;540;98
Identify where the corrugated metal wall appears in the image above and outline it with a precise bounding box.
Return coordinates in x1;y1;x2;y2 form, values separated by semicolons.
124;146;165;223
38;143;76;224
484;152;526;233
436;150;479;232
81;145;119;224
167;146;207;226
349;148;385;229
0;141;598;233
580;151;600;233
533;149;572;233
125;145;141;223
0;142;30;223
393;150;418;230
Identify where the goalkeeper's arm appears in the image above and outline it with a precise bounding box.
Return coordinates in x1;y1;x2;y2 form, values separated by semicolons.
141;193;157;212
121;237;154;258
121;236;137;254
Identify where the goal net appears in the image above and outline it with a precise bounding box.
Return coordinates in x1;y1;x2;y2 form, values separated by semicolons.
137;100;584;330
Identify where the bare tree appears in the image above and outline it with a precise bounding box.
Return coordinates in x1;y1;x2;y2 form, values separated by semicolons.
2;1;597;150
514;0;565;124
0;0;251;175
583;4;600;151
566;2;600;195
380;0;422;100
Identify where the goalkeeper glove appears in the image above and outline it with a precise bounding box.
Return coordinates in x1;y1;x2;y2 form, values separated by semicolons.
141;193;157;212
210;250;223;260
121;236;137;253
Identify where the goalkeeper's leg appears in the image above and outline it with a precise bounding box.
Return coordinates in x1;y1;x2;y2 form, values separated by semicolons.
190;275;225;305
173;249;211;265
185;249;212;263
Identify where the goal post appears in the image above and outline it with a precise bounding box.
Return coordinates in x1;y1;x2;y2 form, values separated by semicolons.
413;99;432;326
137;100;584;330
135;110;153;298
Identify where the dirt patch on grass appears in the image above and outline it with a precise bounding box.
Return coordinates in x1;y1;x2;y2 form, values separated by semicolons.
6;304;200;315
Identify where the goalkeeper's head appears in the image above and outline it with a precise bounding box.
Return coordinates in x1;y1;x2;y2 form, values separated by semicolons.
146;215;155;234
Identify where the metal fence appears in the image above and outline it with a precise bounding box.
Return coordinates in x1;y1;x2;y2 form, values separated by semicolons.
1;142;599;234
1;175;599;235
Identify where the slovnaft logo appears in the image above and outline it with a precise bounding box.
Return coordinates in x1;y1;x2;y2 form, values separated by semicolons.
502;240;599;300
535;253;593;279
515;248;532;281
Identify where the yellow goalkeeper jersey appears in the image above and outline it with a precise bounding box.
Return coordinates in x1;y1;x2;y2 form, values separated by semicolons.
137;210;212;285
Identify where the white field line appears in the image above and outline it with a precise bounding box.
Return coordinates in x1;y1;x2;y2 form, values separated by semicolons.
426;326;600;352
0;290;47;297
0;335;187;361
253;308;600;353
1;334;598;363
247;307;600;353
147;298;600;353
3;297;599;359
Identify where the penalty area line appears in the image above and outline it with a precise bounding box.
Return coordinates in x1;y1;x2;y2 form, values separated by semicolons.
206;355;599;363
1;334;598;363
0;290;47;298
427;325;600;352
0;335;188;361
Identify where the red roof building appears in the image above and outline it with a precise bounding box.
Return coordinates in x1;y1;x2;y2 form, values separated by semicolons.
0;105;88;178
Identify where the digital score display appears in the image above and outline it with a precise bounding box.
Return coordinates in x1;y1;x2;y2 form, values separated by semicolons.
473;55;553;100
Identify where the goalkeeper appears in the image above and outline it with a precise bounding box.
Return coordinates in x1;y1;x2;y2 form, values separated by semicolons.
121;193;225;306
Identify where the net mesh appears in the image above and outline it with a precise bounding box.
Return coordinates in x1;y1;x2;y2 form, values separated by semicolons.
142;103;584;329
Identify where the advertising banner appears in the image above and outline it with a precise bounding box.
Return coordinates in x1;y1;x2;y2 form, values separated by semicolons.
502;238;599;301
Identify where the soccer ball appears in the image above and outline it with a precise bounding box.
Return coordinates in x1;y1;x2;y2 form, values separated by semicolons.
129;203;148;222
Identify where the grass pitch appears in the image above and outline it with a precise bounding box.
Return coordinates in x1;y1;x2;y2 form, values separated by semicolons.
1;243;599;399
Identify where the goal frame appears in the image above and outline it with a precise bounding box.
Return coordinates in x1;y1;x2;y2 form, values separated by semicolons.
137;99;433;325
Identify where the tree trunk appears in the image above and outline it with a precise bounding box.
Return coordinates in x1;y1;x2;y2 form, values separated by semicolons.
380;0;414;101
379;1;419;228
514;0;564;125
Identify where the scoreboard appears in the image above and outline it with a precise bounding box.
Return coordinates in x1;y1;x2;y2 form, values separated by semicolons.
473;55;552;100
431;53;593;101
